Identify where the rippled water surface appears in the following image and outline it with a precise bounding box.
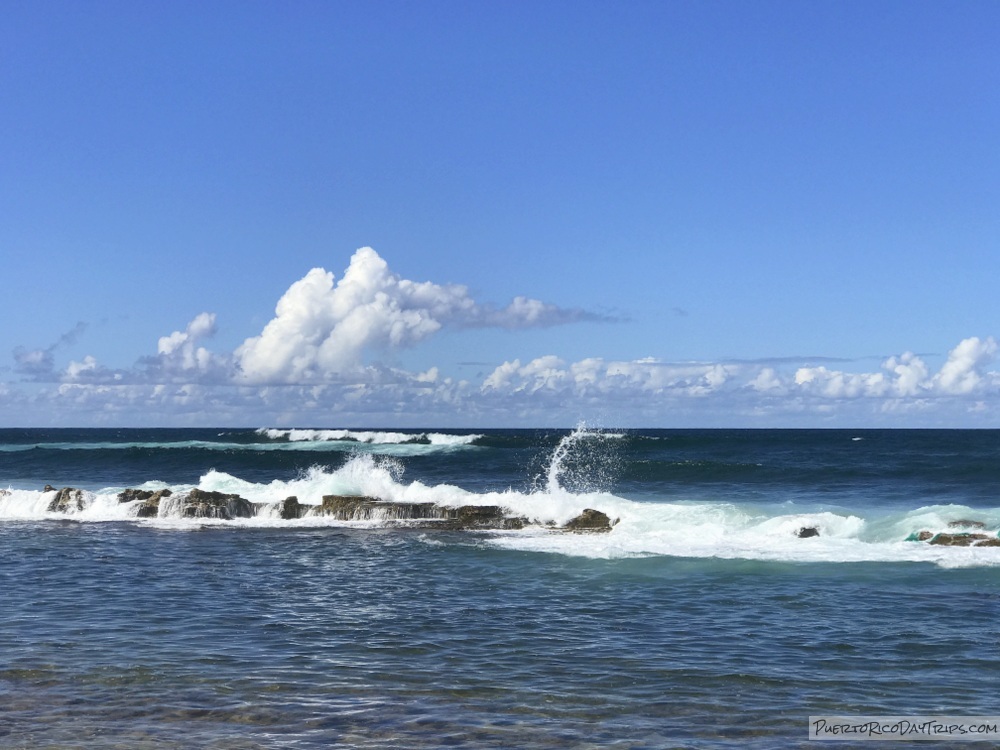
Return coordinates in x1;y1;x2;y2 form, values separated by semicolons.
3;521;1000;749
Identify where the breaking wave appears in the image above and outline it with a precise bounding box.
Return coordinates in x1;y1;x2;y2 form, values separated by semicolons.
0;430;482;458
257;428;482;447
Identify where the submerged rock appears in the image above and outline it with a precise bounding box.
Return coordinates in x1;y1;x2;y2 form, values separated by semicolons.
117;488;173;518
46;487;86;513
563;508;617;533
797;526;820;539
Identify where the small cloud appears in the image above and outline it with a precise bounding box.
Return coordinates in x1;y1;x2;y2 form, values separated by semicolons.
65;355;99;380
139;312;229;382
56;321;88;348
12;322;88;379
13;346;54;376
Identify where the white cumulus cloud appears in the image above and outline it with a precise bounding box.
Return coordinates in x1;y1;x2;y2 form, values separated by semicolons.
65;355;99;380
153;312;225;376
235;247;604;384
883;352;929;397
934;336;997;395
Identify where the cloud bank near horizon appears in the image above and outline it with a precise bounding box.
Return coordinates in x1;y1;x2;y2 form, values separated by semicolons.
4;248;1000;426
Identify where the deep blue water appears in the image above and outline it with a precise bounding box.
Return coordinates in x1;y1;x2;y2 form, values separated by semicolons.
2;428;1000;748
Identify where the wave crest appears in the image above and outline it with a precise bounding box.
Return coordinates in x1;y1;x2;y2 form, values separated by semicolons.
257;428;481;447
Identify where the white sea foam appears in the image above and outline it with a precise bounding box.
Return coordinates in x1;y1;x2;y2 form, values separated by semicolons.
486;503;1000;567
0;487;143;522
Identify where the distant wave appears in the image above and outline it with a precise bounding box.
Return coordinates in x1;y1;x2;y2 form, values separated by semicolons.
0;440;248;453
257;428;482;447
0;432;482;456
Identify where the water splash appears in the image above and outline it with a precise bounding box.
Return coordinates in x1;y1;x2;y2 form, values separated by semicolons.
538;424;624;495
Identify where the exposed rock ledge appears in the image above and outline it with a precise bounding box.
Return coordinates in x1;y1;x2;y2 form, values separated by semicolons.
116;488;254;520
304;494;527;530
39;486;615;533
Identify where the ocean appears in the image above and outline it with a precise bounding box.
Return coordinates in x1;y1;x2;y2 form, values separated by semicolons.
2;427;999;748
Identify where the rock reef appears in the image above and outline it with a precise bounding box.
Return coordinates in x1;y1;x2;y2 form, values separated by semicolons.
305;494;527;530
42;485;613;534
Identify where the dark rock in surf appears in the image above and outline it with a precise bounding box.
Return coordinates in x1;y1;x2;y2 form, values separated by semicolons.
563;508;616;533
117;488;173;518
280;496;305;520
43;484;56;492
117;488;159;503
797;526;820;539
135;501;160;519
181;488;255;520
46;487;86;513
908;531;934;542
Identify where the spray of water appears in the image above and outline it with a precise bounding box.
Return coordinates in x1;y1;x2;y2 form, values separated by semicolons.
537;424;624;495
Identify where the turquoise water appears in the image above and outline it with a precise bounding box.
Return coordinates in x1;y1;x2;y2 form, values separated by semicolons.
2;429;1000;747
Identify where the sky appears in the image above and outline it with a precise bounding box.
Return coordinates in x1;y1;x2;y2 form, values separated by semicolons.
2;0;999;428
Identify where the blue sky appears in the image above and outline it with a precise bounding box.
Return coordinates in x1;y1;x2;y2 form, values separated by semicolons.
3;0;999;427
